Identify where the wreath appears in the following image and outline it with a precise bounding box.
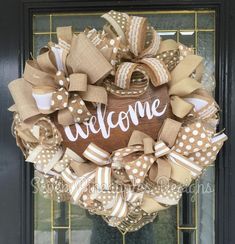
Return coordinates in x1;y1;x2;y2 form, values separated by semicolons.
8;10;227;232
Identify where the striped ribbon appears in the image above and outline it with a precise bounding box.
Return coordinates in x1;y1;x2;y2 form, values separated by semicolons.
154;141;171;157
70;171;96;203
154;140;203;178
126;190;144;203
168;151;203;177
61;167;78;185
83;143;111;166
110;194;128;218
95;166;112;190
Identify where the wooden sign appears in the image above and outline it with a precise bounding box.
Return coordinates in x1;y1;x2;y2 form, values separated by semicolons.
56;84;172;155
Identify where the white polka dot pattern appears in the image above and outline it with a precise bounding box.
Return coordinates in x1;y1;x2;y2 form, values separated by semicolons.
112;145;156;185
95;184;122;210
55;70;69;89
51;87;69;110
144;179;182;206
102;10;129;42
67;94;91;123
174;122;212;155
31;146;63;174
187;133;227;166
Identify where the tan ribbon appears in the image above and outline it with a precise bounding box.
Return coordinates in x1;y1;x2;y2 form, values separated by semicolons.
155;39;212;120
12;115;62;156
102;11;170;97
169;55;204;118
111;118;204;188
9;29;111;126
8;10;228;230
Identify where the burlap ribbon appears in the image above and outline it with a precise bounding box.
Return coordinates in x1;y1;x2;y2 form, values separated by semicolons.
9;28;112;126
12;115;62;156
111;118;204;187
169;54;204;118
8;10;228;232
156;39;216;119
102;10;170;97
60;147;130;218
62;117;225;214
21;114;226;216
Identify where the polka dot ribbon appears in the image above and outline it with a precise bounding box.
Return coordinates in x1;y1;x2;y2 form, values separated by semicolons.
102;11;170;97
111;118;227;187
9;28;110;126
12;116;62;155
22;116;226;219
59;143;145;218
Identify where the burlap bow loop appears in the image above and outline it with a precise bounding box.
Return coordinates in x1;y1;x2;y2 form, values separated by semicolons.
55;146;112;204
154;39;218;122
12;116;62;156
66;32;113;83
102;10;170;97
156;39;195;72
111;131;171;186
26;62;95;125
168;55;204;118
112;118;205;187
56;26;73;52
9;30;111;126
59;145;128;215
37;27;71;77
36;26;72;77
154;39;206;119
183;90;219;122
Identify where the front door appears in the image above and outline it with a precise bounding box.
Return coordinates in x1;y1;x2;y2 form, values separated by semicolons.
0;1;234;244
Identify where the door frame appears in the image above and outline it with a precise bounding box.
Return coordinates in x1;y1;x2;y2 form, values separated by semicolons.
1;0;234;244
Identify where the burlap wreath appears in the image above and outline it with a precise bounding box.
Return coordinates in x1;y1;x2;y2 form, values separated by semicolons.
8;10;227;232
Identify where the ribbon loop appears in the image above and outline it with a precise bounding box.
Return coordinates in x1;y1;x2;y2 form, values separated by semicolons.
167;54;205;118
56;26;73;49
149;158;172;185
127;16;148;56
83;143;111;166
66;33;113;83
9;28;111;126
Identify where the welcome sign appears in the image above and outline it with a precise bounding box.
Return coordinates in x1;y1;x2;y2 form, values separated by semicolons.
58;84;171;155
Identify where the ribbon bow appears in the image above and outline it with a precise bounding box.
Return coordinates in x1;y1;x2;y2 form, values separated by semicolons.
60;146;130;218
13;115;62;156
8;27;112;126
156;39;216;119
102;10;171;97
111;118;224;187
